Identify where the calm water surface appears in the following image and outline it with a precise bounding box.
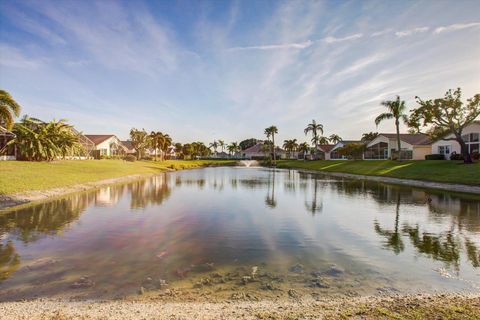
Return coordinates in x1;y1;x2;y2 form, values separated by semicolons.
1;167;479;300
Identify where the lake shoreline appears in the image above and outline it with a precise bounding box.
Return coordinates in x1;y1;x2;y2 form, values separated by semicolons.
2;162;480;211
1;293;479;319
286;168;480;194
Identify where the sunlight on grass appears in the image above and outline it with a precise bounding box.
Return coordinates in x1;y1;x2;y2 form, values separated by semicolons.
378;163;414;174
319;163;344;170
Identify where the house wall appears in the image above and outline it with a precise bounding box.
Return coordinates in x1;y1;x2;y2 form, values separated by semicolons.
412;146;431;160
95;136;124;156
431;122;480;158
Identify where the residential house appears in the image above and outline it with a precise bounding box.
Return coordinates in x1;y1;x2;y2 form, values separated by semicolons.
364;133;431;160
84;135;127;158
329;141;363;159
317;144;335;160
241;141;286;160
121;140;136;155
0;126;16;160
431;121;480;160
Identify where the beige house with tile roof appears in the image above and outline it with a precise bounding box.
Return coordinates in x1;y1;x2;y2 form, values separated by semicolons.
364;133;431;160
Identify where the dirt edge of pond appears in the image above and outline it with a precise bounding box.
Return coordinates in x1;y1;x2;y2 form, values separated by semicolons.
287;168;480;195
0;173;160;211
1;293;479;319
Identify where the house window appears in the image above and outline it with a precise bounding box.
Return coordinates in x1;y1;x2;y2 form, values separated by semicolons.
471;133;479;142
100;148;108;156
438;145;450;156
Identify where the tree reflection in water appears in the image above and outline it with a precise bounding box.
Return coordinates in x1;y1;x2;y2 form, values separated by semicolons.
0;241;20;281
374;191;404;254
129;174;171;209
372;189;480;271
0;193;94;282
265;170;277;208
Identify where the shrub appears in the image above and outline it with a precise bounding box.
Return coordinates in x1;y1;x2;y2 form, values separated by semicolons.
473;151;479;160
449;152;464;161
425;154;444;160
124;155;136;162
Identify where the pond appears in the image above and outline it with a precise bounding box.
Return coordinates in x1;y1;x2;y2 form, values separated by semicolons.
0;167;479;301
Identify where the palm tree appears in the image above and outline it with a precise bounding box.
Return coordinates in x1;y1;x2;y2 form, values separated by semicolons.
227;142;239;156
264;125;278;163
298;142;309;160
329;134;342;144
11;116;83;161
283;139;298;159
149;131;164;161
375;96;409;159
160;133;172;160
304;120;323;159
0;90;22;130
209;140;218;157
218;140;225;154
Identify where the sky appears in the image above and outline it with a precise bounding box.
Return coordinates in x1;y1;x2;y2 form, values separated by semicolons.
0;0;479;144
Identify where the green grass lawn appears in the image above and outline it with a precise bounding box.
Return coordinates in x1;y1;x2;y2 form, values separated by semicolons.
0;159;235;195
275;160;480;185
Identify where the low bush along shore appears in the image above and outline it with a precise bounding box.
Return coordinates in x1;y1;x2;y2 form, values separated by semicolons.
0;159;235;195
275;160;480;186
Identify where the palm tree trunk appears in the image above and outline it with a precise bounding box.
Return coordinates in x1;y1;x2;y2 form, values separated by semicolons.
396;119;401;160
272;134;276;163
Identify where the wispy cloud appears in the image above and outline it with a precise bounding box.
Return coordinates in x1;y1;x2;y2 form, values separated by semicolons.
228;40;313;51
395;27;429;38
322;33;363;43
434;22;480;34
371;29;392;37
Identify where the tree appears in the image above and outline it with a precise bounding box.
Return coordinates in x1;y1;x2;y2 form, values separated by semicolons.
160;133;172;160
337;143;365;160
174;142;183;159
375;96;409;159
298;142;309;160
304;120;323;150
361;132;379;143
227;142;239;156
264;125;278;163
209;140;218;156
283;139;298;159
218;140;225;153
11;116;83;161
329;134;342;144
149;131;164;161
409;88;480;163
239;138;257;150
129;128;150;160
0;90;22;130
261;142;271;159
182;143;193;159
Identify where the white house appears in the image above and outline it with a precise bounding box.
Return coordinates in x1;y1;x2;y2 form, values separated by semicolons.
241;142;286;159
317;144;335;160
84;135;127;157
364;133;431;160
431;121;480;160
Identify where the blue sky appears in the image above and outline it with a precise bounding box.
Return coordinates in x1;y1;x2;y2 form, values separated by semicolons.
1;0;479;143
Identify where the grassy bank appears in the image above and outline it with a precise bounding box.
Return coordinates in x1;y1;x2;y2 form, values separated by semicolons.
275;160;480;185
0;159;235;195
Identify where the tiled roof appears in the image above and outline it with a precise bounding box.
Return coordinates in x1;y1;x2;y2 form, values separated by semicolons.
84;135;115;145
121;140;135;150
378;133;431;145
243;142;284;153
318;144;335;152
